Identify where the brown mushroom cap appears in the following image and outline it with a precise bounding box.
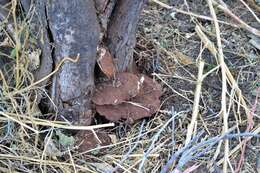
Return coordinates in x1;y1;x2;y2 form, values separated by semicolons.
95;74;162;122
92;72;141;105
138;74;162;98
96;98;160;122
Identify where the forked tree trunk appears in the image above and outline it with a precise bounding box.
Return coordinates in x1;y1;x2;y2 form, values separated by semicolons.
20;0;145;125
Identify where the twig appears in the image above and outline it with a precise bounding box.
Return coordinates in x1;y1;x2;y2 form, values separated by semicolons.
234;87;258;172
0;111;38;133
184;60;205;146
0;112;114;131
207;0;229;172
68;148;77;173
150;0;238;27
110;120;145;173
153;73;195;104
152;0;260;36
208;140;223;171
217;125;260;166
161;131;260;173
138;111;181;172
183;164;201;173
0;153;95;172
195;25;218;61
196;24;254;171
212;0;260;36
11;0;21;89
245;0;260;12
9;55;79;96
239;0;260;23
195;25;251;120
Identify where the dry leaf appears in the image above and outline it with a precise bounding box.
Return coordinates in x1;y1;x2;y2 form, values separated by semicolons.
97;47;116;78
174;50;193;65
76;130;111;152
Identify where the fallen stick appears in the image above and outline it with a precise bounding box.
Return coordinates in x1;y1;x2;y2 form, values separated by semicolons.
207;0;229;172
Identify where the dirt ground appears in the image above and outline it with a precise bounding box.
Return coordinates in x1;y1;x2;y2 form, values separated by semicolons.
0;0;260;173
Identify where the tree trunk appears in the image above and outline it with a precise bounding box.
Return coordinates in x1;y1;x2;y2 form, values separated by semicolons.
106;0;145;72
21;0;53;86
20;0;145;126
47;0;100;125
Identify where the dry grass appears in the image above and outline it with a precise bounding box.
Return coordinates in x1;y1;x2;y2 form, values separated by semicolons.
0;0;260;172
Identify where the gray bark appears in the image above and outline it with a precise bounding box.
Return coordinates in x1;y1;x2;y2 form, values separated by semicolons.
47;0;100;125
20;0;53;86
106;0;145;72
